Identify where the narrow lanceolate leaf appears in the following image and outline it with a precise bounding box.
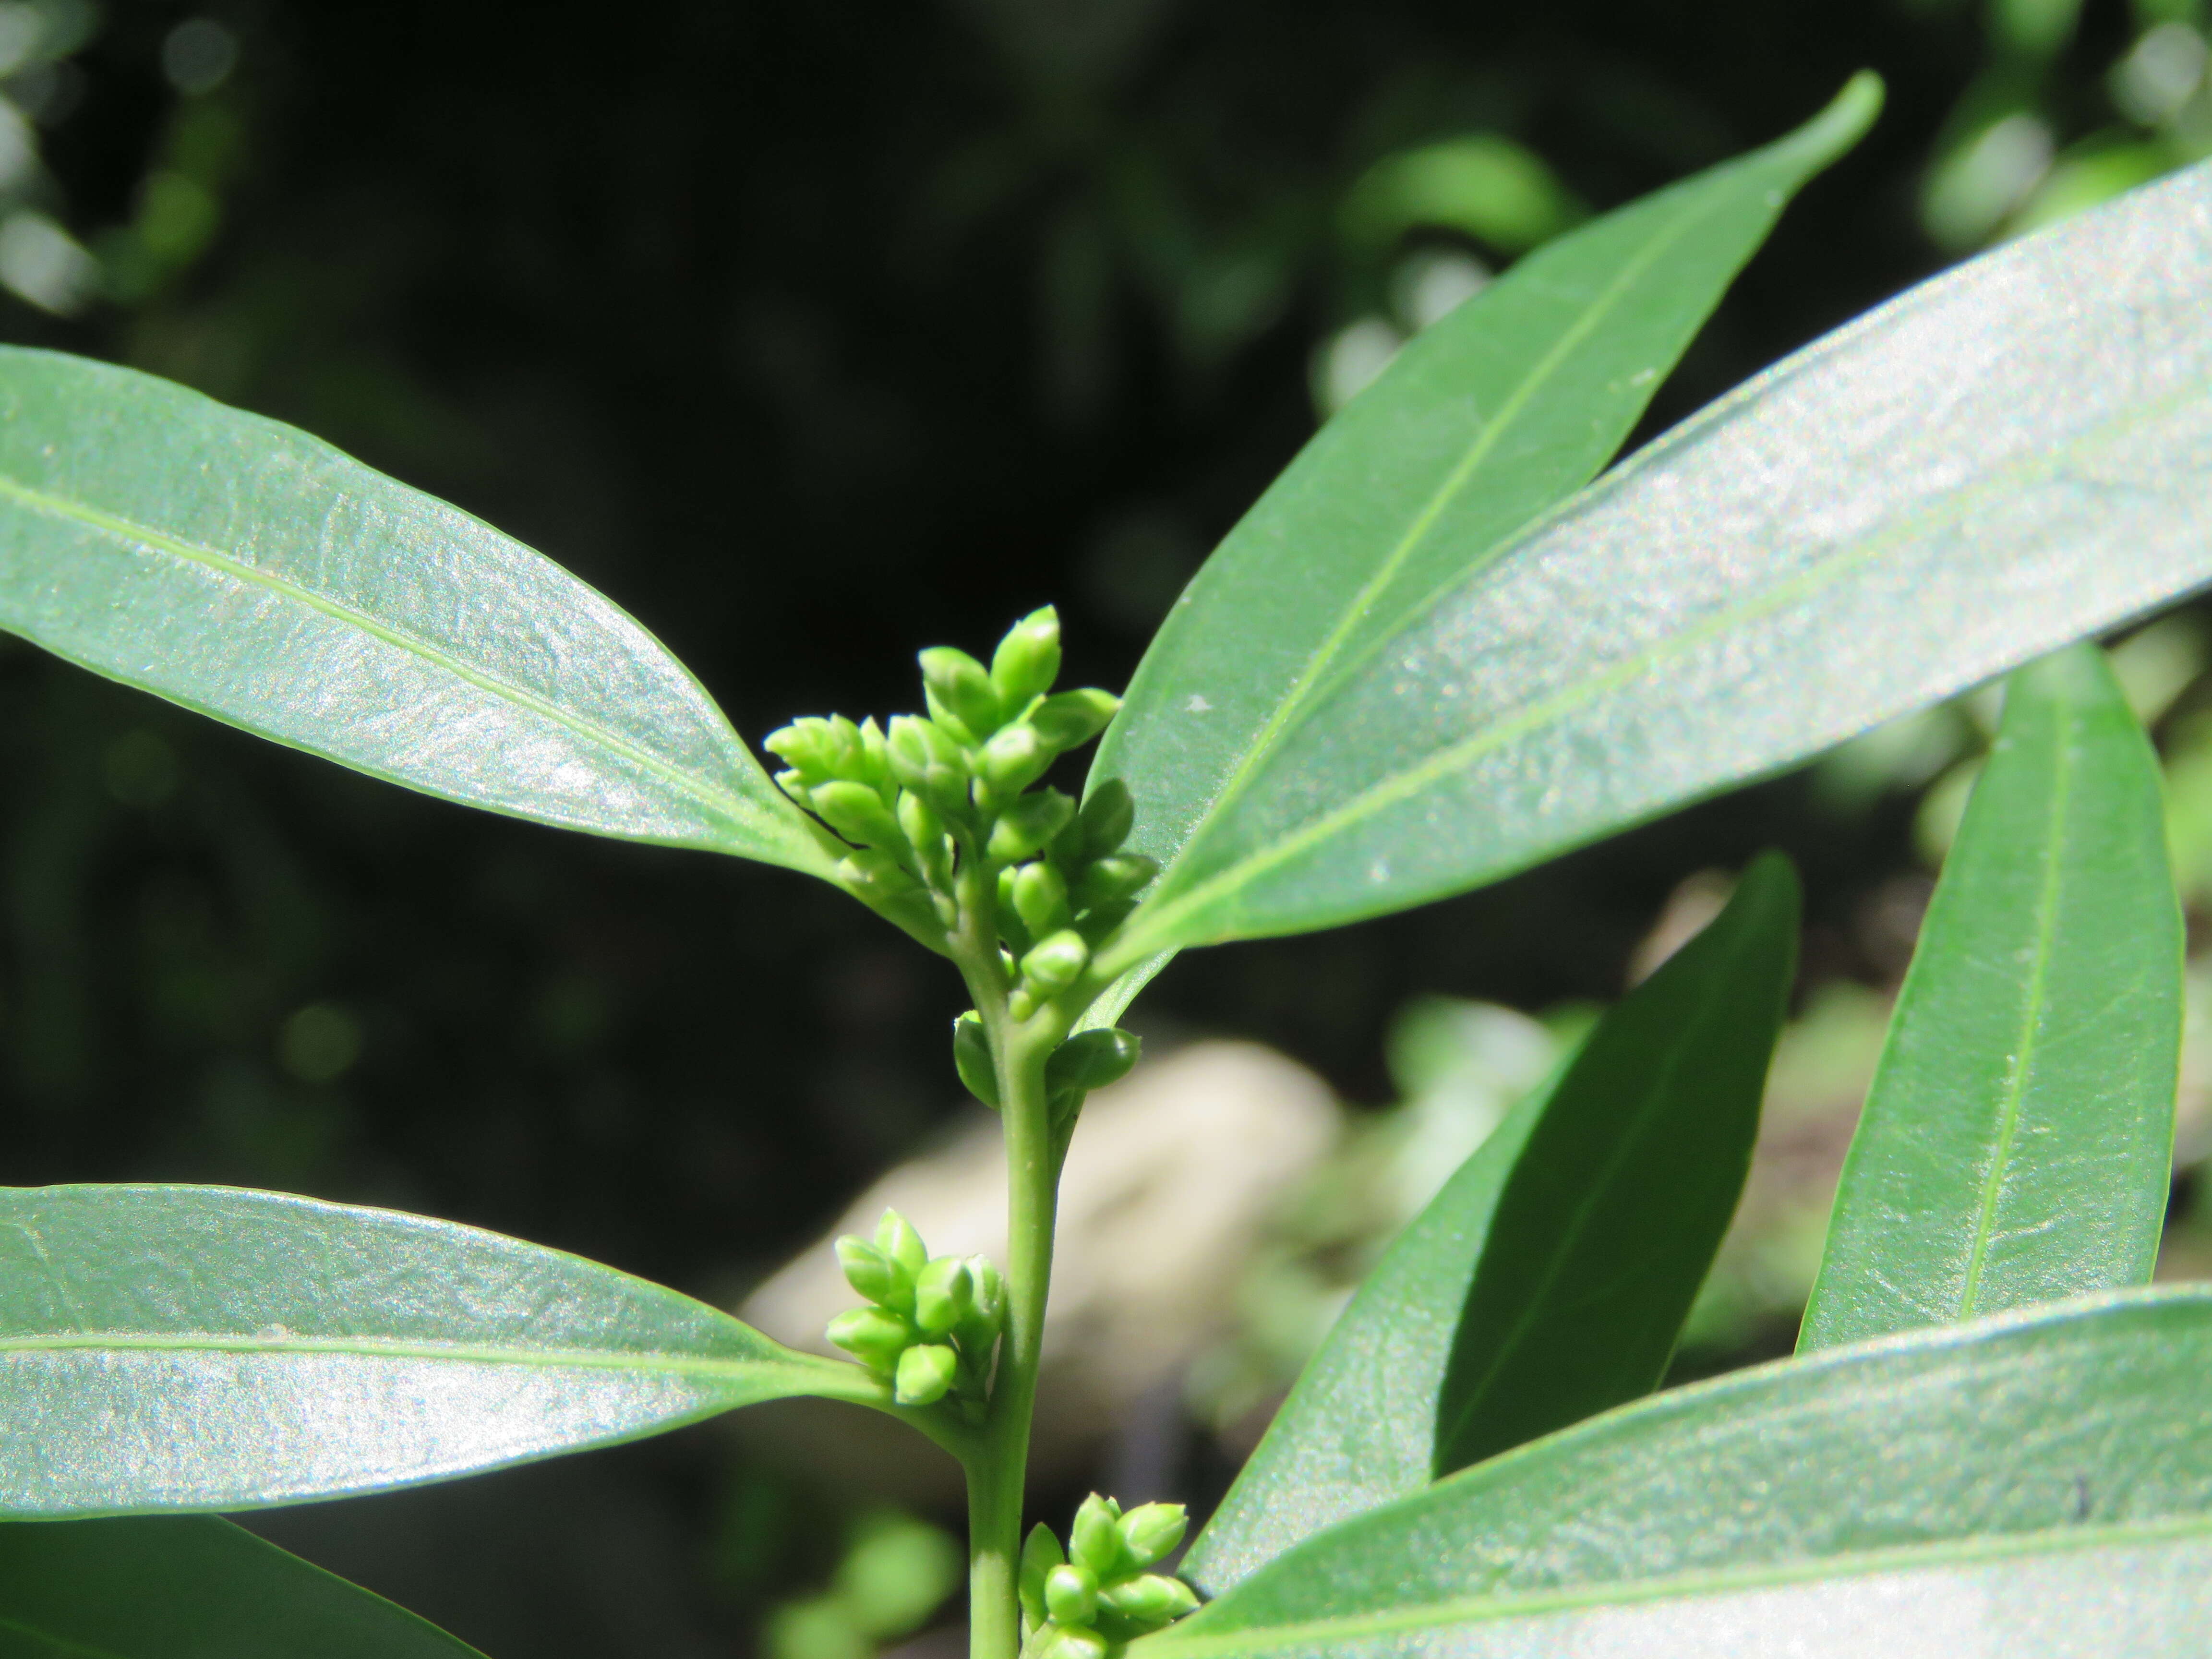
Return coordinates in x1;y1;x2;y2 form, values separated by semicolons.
0;1185;889;1516
1105;149;2212;962
1800;645;2181;1352
0;1516;484;1657
0;349;834;875
1184;854;1797;1595
1089;74;1878;976
1140;1291;2212;1659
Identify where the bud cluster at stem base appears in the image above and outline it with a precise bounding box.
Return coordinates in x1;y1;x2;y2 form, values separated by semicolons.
1018;1494;1199;1659
826;1209;1006;1424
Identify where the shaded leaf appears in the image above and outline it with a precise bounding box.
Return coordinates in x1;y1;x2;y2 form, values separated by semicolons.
0;1185;889;1516
1800;644;2181;1350
1106;151;2212;960
0;1515;484;1657
0;349;833;874
1183;853;1796;1594
1143;1291;2212;1659
1091;76;1877;970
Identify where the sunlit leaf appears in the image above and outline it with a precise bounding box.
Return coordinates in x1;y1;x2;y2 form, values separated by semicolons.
1800;644;2181;1351
0;349;835;874
1091;75;1879;974
1142;1291;2212;1659
1184;854;1795;1594
0;1515;484;1656
0;1185;890;1515
1104;138;2212;961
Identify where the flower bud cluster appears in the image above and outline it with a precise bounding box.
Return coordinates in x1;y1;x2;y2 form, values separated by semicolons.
826;1210;1004;1423
1018;1494;1199;1659
764;607;1158;1015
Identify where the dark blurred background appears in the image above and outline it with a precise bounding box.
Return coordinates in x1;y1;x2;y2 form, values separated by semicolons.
4;1;2209;1654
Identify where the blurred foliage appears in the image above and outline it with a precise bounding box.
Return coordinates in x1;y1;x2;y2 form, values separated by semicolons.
0;1;2200;1653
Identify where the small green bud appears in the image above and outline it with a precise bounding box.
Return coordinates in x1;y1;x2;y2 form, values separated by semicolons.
826;1305;912;1374
1098;1574;1198;1633
1031;688;1118;752
1045;1028;1140;1096
812;780;909;854
854;717;892;790
1011;861;1070;938
977;722;1050;801
913;1256;973;1338
1075;780;1135;860
990;606;1062;709
772;769;812;806
833;1234;905;1307
897;790;951;884
1077;853;1159;910
888;715;972;816
1037;1628;1107;1659
1044;1563;1099;1628
1115;1503;1188;1570
995;867;1036;957
919;647;1004;739
1019;1523;1065;1629
1021;930;1091;997
893;1341;959;1406
875;1209;929;1278
988;789;1077;863
763;719;836;781
824;715;870;778
955;1253;1006;1363
1070;1494;1124;1578
952;1011;999;1107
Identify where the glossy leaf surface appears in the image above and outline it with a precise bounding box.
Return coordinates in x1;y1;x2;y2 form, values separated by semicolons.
0;1185;886;1515
1802;645;2181;1352
0;1516;483;1657
1184;854;1796;1595
1143;1291;2212;1659
1092;77;1877;966
1107;150;2212;960
0;349;833;874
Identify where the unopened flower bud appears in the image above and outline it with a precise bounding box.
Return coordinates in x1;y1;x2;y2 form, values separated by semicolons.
1098;1574;1198;1632
1045;1028;1140;1096
1030;689;1118;752
888;715;972;815
875;1209;928;1278
897;790;950;884
854;717;891;789
1070;1494;1124;1578
1019;1523;1065;1628
955;1254;1006;1363
826;1305;912;1375
894;1341;959;1406
919;647;1004;740
913;1256;973;1338
988;789;1076;863
823;715;870;778
978;722;1050;800
763;719;836;782
1083;852;1160;905
834;1235;905;1308
995;868;1035;957
1044;1563;1099;1628
812;781;909;855
1115;1503;1188;1570
1011;861;1070;938
1076;780;1135;860
1037;1628;1106;1659
952;1011;999;1108
990;606;1062;709
1021;931;1090;997
772;769;813;806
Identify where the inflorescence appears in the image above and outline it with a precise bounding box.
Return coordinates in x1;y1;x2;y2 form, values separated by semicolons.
827;1209;1004;1422
1019;1494;1200;1659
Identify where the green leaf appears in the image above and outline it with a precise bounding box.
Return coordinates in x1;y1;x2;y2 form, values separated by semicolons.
1183;853;1797;1595
1140;1290;2212;1658
0;349;834;876
1103;144;2212;962
0;1185;891;1516
1799;645;2181;1352
0;1516;484;1656
1090;74;1878;973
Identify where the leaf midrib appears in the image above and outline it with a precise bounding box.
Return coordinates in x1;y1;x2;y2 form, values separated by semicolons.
0;472;769;842
0;1328;879;1399
1141;1512;2212;1658
1139;167;1734;889
1113;363;2212;960
1957;705;2073;1317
